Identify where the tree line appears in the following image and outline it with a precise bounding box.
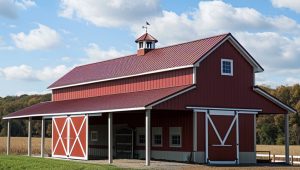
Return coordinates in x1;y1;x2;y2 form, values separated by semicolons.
0;84;299;144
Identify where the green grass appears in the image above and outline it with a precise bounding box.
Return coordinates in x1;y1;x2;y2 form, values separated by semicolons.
0;155;121;170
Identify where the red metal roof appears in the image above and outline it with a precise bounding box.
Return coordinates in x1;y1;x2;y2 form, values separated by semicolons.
48;33;229;89
135;33;158;42
4;85;193;119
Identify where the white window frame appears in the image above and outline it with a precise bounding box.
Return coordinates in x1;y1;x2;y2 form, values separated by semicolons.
221;59;233;76
90;130;98;142
136;127;145;146
152;127;162;147
169;127;182;148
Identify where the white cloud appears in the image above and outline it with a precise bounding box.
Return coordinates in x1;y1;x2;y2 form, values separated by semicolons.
59;0;161;27
11;24;61;51
0;65;35;81
0;0;36;19
272;0;300;13
0;64;71;81
81;43;128;63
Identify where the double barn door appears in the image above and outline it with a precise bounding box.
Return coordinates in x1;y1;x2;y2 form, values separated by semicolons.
52;115;88;160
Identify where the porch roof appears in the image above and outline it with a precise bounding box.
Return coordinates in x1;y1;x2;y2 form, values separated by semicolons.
3;85;194;119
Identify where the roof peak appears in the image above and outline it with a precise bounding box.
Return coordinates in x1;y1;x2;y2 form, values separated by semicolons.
135;33;158;43
76;33;230;69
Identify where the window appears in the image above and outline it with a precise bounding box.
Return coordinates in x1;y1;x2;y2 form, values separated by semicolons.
139;135;145;144
136;127;145;146
90;131;98;142
171;135;181;145
221;59;233;76
152;127;162;147
139;42;143;49
146;42;152;49
169;127;182;147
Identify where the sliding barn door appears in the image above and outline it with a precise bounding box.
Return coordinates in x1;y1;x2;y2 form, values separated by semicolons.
206;111;239;164
52;116;68;158
52;115;88;160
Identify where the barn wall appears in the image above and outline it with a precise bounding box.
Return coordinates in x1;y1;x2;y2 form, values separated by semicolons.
154;40;286;114
52;68;193;101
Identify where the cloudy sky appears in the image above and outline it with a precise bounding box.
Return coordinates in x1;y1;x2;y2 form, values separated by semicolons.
0;0;300;96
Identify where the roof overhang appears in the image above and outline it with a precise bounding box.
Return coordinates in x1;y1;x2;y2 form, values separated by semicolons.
254;86;297;113
194;34;264;73
3;85;195;120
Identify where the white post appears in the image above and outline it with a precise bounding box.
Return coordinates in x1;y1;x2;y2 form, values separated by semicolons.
7;120;11;155
284;113;289;164
193;111;197;162
41;118;45;157
145;109;151;166
28;117;32;156
108;113;113;164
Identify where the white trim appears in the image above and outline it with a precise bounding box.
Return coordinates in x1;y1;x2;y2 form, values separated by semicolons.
221;59;233;76
187;106;261;113
52;116;68;158
3;107;146;119
194;35;263;73
210;110;235;116
147;86;196;108
254;87;296;113
192;66;197;84
169;127;182;148
49;65;194;90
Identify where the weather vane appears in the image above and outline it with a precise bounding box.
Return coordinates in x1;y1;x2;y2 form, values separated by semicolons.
142;21;150;33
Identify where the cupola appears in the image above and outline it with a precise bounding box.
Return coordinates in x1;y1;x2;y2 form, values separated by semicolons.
135;33;158;56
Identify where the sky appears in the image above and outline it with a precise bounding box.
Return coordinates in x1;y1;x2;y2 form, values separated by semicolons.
0;0;300;97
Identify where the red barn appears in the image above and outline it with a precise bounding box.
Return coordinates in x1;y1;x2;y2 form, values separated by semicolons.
3;33;296;165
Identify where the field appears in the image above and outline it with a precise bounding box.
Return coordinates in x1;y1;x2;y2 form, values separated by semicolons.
0;137;51;155
256;145;300;155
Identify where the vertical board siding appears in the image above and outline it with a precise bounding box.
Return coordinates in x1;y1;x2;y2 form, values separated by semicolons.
239;114;254;152
154;41;286;114
53;68;193;101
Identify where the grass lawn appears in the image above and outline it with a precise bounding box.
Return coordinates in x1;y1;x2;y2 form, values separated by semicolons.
0;155;120;170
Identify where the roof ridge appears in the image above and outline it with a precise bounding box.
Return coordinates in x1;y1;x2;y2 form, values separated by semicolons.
75;33;230;69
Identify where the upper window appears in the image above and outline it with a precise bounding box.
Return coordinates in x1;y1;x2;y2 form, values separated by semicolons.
221;59;233;76
146;42;152;49
139;42;143;49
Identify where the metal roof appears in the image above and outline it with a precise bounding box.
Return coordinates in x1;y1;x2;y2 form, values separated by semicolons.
3;85;193;119
48;33;229;89
135;33;158;43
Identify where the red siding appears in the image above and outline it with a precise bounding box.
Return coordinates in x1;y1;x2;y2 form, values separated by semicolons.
89;111;193;152
239;114;254;152
197;112;205;151
53;68;193;101
154;40;286;114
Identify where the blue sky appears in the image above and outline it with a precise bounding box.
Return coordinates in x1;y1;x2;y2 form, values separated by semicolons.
0;0;300;96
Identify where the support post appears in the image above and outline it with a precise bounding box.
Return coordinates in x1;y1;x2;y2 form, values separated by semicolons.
7;119;11;155
145;109;151;166
284;113;289;164
193;111;197;162
108;113;113;164
28;117;32;156
41;118;45;157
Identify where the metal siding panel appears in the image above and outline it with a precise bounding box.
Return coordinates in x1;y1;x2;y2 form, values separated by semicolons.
239;114;254;152
154;41;285;114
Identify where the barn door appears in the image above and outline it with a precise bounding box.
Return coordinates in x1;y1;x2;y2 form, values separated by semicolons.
52;115;88;160
52;116;68;158
206;111;239;164
69;115;88;159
